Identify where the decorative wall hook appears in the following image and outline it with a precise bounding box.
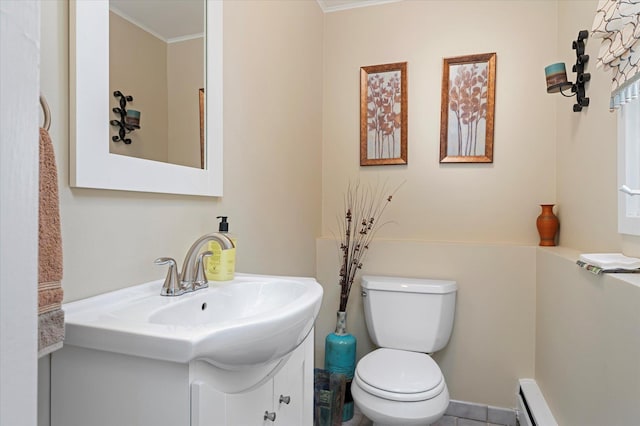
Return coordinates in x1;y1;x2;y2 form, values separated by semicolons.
544;30;590;112
109;90;141;144
571;30;590;111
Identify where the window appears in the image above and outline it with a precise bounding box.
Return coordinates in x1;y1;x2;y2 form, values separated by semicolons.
591;0;640;233
618;84;640;235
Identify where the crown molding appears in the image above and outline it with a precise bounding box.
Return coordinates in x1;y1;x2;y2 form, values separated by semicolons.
316;0;402;13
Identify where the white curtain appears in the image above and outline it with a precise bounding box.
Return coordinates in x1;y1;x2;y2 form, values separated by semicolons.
591;0;640;109
612;78;640;107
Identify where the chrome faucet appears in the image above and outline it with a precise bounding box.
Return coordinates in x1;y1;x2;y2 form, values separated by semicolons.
154;232;235;296
154;257;184;296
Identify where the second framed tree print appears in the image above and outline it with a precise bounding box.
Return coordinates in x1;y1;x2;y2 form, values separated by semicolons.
440;53;496;163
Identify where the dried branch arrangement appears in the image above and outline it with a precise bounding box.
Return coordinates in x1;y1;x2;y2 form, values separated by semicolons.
336;181;401;311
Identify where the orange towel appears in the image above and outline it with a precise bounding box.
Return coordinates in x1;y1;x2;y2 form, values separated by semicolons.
38;288;63;315
38;127;64;356
38;128;63;289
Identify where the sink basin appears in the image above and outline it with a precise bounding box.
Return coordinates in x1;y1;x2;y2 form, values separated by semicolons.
63;273;323;369
148;280;310;326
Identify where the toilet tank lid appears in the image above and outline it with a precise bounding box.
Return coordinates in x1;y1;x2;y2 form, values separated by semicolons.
361;275;457;294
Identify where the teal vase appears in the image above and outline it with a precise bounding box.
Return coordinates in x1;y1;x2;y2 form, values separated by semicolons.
324;311;356;422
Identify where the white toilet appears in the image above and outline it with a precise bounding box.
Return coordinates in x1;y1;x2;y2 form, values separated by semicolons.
351;275;457;426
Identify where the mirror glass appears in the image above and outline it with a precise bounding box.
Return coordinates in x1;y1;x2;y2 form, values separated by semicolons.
108;0;205;169
70;0;222;197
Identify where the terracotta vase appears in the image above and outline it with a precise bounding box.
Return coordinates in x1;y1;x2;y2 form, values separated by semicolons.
536;204;559;246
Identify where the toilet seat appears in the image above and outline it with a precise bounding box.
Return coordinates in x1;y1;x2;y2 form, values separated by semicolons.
355;348;445;402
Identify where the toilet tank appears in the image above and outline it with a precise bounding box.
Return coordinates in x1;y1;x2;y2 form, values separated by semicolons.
361;275;457;353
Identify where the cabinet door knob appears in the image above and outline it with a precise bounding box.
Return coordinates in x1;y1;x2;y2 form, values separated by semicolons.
264;411;276;422
279;395;291;405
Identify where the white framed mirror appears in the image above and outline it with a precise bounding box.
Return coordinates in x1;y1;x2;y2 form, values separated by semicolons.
69;0;223;196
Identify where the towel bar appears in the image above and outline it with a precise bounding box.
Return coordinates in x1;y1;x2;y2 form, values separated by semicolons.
40;94;51;131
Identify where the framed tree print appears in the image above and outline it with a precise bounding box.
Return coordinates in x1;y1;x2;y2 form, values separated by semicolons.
440;53;496;163
199;88;205;169
360;62;408;166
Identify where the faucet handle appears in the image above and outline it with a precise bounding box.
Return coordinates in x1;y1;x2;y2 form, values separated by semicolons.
154;257;185;296
193;251;213;291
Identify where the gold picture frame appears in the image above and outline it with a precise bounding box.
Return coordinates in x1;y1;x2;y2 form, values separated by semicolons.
199;88;205;169
440;53;496;163
360;62;408;166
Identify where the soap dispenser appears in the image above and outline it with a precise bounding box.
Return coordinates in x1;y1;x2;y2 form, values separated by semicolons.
204;216;236;281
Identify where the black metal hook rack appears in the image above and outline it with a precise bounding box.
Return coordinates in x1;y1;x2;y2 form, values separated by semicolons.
569;30;590;112
110;90;138;144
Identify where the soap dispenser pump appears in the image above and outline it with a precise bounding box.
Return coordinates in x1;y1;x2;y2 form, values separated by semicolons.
218;216;229;233
204;216;236;281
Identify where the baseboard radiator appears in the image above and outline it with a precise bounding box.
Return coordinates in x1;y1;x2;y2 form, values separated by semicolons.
517;379;558;426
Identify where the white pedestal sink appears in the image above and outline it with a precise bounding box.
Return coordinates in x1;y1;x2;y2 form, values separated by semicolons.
63;273;323;369
53;273;323;426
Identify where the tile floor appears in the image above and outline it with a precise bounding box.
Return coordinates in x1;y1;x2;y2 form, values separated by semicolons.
341;405;372;426
340;403;518;426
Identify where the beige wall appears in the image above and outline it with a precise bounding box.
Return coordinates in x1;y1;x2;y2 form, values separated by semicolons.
109;12;169;163
536;248;640;425
41;0;323;302
167;37;204;169
322;0;558;244
555;0;620;252
39;0;640;419
317;0;640;412
318;0;557;408
316;239;536;408
533;1;640;423
555;0;640;256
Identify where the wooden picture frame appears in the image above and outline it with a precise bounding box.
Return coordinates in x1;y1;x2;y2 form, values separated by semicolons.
199;88;205;169
440;53;496;163
360;62;408;166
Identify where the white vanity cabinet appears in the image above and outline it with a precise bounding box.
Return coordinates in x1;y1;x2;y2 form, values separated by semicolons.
191;331;313;425
52;331;314;426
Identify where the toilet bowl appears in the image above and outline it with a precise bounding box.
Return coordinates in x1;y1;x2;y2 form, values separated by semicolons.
351;348;449;426
351;276;457;426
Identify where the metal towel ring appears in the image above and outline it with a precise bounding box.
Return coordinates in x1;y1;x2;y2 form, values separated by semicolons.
40;94;51;131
